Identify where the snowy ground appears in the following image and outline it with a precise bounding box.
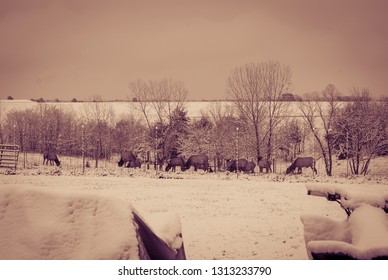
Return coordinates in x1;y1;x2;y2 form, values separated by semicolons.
1;163;387;260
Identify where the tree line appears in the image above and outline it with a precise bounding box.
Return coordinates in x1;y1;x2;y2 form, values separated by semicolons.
1;61;387;175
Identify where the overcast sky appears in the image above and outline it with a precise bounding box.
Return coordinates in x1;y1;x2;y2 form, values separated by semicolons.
1;0;387;101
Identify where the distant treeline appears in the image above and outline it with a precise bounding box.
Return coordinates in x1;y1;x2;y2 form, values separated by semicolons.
6;93;386;103
1;97;387;176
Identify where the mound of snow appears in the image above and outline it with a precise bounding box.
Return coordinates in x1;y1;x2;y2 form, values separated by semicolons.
341;191;387;211
301;205;388;260
0;185;185;259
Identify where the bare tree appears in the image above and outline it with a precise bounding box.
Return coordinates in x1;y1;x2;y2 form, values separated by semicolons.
128;78;188;164
128;79;152;129
82;96;115;167
334;88;388;175
277;118;308;161
226;63;265;162
206;101;235;124
204;102;239;169
7;110;26;150
148;78;188;126
148;80;166;124
36;103;68;152
160;78;187;119
298;84;342;176
113;114;147;157
3;104;77;156
0;100;6;143
128;78;188;130
262;61;292;160
226;61;292;163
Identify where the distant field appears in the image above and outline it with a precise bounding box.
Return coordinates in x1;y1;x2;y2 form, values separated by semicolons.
0;99;351;122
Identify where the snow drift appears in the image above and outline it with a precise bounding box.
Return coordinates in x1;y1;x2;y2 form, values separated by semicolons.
0;185;185;260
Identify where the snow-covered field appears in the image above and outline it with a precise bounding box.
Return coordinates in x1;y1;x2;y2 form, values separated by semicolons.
0;99;334;122
1;163;387;260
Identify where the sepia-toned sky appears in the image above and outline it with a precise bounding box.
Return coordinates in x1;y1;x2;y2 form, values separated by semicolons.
1;0;387;101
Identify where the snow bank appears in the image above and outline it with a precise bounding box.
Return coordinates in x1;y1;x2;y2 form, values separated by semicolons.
0;185;140;259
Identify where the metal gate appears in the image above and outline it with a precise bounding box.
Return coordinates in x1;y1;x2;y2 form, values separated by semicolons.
0;144;20;170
